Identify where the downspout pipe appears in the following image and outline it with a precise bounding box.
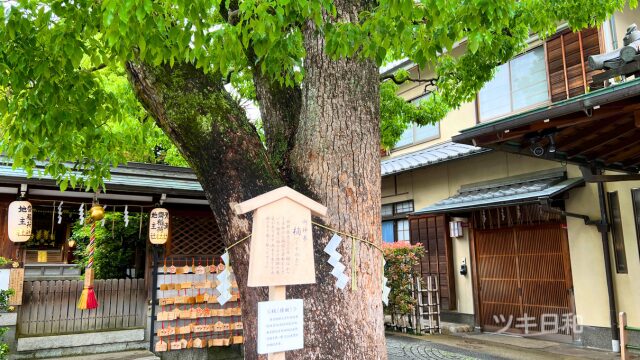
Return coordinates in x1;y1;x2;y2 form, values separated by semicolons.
610;15;619;50
596;180;620;352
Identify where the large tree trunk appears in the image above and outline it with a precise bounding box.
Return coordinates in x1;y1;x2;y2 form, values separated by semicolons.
126;6;386;355
285;8;386;359
126;61;282;357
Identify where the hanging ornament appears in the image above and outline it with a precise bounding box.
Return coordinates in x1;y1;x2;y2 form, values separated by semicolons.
8;200;32;243
216;251;232;305
77;204;104;310
149;208;170;245
57;201;64;224
78;204;85;224
323;233;349;289
382;259;391;305
124;205;129;227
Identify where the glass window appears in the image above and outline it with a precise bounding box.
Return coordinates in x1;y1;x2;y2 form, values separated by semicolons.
478;46;549;122
479;64;511;120
381;200;415;242
381;204;393;217
608;192;628;273
393;95;440;149
382;221;395;243
396;219;410;242
632;189;640;260
394;201;414;214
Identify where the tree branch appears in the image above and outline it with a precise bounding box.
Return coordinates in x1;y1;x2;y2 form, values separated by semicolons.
379;73;438;86
85;64;107;72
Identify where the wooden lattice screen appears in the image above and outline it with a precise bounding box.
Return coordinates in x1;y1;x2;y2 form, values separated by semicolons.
471;204;563;231
474;223;574;337
169;213;225;257
409;214;456;311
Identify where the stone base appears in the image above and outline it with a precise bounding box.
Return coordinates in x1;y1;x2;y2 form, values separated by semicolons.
17;329;145;352
157;345;243;360
440;311;475;327
575;325;640;351
11;341;148;360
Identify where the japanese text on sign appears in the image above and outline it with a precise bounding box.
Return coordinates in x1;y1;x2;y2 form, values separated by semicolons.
257;299;304;354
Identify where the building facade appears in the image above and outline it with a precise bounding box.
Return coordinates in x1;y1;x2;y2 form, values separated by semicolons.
381;6;640;350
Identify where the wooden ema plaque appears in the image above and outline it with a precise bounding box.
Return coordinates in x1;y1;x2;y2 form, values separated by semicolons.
235;186;327;287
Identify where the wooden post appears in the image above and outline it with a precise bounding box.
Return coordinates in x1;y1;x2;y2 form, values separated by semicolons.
620;312;628;360
268;286;287;360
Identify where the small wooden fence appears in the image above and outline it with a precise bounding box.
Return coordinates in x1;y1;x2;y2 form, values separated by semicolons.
620;312;640;360
18;279;147;336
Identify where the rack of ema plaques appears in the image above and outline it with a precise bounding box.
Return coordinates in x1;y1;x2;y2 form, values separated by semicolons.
153;257;243;353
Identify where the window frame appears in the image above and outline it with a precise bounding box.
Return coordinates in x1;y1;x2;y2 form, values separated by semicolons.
392;94;441;150
632;189;640;261
381;200;415;242
476;45;551;124
607;191;628;274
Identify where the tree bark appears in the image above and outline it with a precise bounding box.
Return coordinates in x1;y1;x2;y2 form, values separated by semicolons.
126;2;386;354
285;5;386;359
126;61;283;356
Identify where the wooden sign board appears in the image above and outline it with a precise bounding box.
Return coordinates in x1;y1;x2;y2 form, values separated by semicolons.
235;187;327;287
8;268;23;306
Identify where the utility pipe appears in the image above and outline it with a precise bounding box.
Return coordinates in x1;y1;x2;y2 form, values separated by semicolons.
596;180;620;352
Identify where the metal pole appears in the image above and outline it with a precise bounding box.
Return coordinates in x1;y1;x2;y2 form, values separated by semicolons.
597;181;620;352
149;245;159;352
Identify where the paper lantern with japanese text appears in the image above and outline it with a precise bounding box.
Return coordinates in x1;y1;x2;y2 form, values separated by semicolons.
149;208;170;245
8;201;32;243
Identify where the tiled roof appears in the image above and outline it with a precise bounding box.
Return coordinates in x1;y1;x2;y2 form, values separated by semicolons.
0;141;487;194
414;169;583;214
381;141;489;177
0;161;204;196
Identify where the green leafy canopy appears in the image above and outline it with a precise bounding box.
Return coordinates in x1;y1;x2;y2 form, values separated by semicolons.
0;0;633;189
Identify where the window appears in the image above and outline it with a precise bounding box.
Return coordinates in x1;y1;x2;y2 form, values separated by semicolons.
608;192;627;273
381;200;414;242
396;219;410;242
478;46;549;122
394;95;440;149
632;189;640;260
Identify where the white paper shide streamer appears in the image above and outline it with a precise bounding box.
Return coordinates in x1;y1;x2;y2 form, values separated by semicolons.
216;251;233;305
78;204;84;224
382;259;391;305
124;205;129;227
57;201;64;224
324;233;349;290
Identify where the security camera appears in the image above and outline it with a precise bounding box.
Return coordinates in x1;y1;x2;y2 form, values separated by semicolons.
530;143;545;157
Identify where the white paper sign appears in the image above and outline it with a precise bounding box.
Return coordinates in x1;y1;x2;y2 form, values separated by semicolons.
257;299;304;354
0;270;9;291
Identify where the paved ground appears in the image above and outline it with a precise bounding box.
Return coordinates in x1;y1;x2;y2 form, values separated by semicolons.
386;332;639;360
387;334;501;360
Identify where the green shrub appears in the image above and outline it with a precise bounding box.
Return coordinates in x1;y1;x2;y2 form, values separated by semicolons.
0;257;15;360
382;242;424;316
71;212;147;279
